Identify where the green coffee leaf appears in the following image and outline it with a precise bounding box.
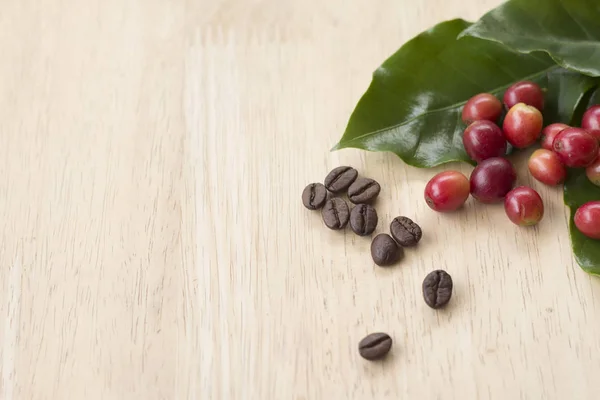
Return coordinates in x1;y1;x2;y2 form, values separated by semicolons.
461;0;600;77
333;19;591;168
564;169;600;276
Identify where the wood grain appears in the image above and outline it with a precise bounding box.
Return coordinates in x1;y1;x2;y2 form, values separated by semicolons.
1;0;599;398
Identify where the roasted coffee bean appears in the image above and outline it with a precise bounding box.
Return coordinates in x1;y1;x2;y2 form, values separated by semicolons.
390;216;422;247
302;183;328;210
370;233;403;266
422;270;453;309
358;332;392;360
350;204;378;236
321;198;350;230
348;177;381;204
324;166;358;193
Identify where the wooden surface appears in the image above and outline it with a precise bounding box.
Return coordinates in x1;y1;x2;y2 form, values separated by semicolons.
1;0;600;398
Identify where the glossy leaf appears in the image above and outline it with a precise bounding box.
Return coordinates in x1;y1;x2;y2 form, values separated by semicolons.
587;87;600;106
577;84;600;118
545;70;599;126
563;86;600;275
564;169;600;276
569;85;600;126
334;19;590;168
461;0;600;77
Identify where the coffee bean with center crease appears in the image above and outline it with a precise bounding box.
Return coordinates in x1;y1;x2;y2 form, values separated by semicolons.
358;332;392;361
321;198;350;230
324;166;358;193
302;183;328;210
390;216;422;247
350;204;378;236
370;233;403;266
348;177;381;204
422;270;453;309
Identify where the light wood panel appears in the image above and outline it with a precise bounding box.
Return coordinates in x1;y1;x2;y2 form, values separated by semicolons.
1;0;599;398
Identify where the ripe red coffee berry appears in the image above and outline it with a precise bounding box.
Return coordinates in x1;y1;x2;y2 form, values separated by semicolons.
462;93;503;125
553;128;599;168
462;120;507;163
470;157;516;204
504;186;544;226
586;155;600;187
540;123;569;151
424;171;470;212
581;105;600;142
574;201;600;240
528;149;566;186
503;80;544;111
502;103;543;148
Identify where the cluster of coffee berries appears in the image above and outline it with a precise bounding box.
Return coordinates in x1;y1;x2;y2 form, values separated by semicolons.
424;80;600;239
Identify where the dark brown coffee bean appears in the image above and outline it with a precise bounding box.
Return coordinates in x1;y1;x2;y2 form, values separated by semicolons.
321;198;349;230
350;204;378;236
370;233;402;266
348;177;381;204
422;270;453;309
324;166;358;193
302;183;328;210
358;332;392;360
390;216;422;247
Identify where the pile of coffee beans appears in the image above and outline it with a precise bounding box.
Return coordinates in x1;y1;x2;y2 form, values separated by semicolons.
302;166;426;267
303;166;378;229
302;166;423;267
302;166;454;361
